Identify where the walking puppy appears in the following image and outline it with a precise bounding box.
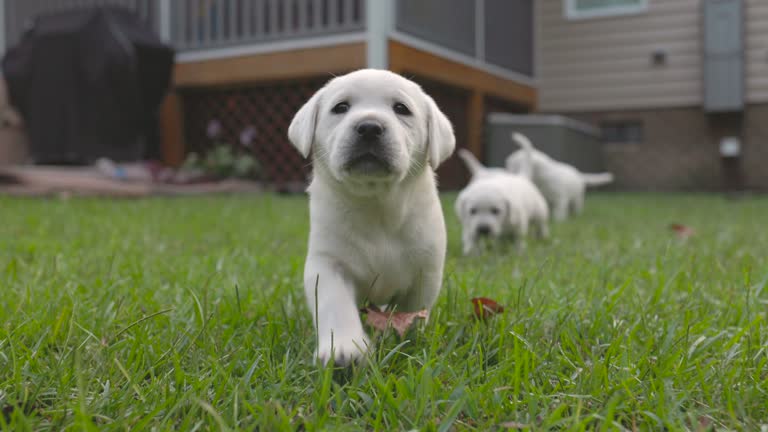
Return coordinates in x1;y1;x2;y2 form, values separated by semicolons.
505;133;613;221
457;148;512;181
455;148;548;255
288;69;455;365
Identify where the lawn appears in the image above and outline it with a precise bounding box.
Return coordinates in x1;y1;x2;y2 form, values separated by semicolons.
0;193;766;431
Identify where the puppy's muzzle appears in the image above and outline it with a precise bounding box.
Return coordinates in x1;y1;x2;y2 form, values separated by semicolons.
476;225;492;236
343;120;392;176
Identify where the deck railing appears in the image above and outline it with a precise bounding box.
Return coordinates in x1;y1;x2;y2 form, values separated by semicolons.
2;0;531;79
4;0;157;47
4;0;364;52
171;0;365;51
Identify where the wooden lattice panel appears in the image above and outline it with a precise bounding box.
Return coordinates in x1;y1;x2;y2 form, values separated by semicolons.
182;76;329;186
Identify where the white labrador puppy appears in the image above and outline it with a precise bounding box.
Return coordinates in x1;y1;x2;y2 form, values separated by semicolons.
455;148;548;255
457;148;512;181
505;133;613;221
288;69;455;366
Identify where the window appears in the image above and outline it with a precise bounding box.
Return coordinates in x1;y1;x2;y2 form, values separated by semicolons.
601;121;644;144
564;0;648;20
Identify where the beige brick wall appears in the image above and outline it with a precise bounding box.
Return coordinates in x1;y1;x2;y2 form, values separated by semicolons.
567;105;768;191
743;105;768;189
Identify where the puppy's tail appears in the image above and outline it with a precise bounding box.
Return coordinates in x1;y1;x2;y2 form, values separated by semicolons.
510;132;534;180
581;172;614;187
457;148;487;177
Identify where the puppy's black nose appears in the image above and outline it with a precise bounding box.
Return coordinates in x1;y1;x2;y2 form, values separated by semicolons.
356;121;384;140
476;225;491;236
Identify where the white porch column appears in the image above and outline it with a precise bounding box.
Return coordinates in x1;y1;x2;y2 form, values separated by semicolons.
475;0;485;61
366;0;395;69
158;0;172;43
0;0;6;61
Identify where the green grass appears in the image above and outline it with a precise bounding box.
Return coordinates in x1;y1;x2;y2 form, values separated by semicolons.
0;193;766;431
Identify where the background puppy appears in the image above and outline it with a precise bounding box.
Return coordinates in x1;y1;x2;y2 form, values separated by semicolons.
506;133;613;221
457;148;512;180
288;69;455;366
455;149;548;255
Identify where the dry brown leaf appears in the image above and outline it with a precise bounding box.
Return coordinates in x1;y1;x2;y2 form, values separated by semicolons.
669;223;696;239
695;415;712;432
471;297;505;320
363;307;428;337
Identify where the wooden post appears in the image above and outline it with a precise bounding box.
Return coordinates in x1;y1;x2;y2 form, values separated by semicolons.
467;90;485;159
159;91;185;167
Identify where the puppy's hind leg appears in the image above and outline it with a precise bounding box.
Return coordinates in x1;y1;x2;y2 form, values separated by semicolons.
305;257;369;366
533;217;550;240
570;194;585;216
552;199;569;222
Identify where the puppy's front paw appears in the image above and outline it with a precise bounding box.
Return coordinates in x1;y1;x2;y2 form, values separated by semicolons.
316;331;370;366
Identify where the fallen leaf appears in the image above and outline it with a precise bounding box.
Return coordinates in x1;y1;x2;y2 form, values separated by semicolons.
669;223;696;239
695;415;712;432
471;297;504;320
363;307;429;337
500;421;529;429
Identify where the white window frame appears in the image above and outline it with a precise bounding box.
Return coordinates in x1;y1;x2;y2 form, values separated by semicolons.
564;0;649;20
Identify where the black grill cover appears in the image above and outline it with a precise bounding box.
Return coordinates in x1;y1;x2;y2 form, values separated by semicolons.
2;7;175;164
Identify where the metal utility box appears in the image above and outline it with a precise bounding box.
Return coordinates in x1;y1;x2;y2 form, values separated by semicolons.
703;0;744;112
485;114;604;172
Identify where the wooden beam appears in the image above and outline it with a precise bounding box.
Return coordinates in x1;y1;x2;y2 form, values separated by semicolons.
159;92;185;167
389;40;536;109
173;43;366;88
467;90;485;159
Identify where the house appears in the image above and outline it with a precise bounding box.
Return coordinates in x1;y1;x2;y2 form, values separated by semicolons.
0;0;536;190
536;0;768;190
3;0;764;191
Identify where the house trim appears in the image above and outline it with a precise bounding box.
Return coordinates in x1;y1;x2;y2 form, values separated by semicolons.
173;41;366;87
174;32;367;64
389;31;536;88
388;40;537;108
564;0;649;20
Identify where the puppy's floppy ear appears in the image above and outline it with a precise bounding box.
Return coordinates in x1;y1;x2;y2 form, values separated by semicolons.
424;94;456;169
288;87;325;158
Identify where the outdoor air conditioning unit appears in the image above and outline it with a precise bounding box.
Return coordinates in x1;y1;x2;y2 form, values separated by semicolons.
702;0;744;112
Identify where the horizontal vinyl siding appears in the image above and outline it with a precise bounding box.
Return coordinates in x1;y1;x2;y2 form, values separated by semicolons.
537;0;703;112
746;0;768;103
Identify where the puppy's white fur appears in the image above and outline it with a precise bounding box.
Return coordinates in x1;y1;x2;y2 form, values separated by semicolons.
505;133;613;221
288;69;455;365
455;148;548;255
457;148;515;180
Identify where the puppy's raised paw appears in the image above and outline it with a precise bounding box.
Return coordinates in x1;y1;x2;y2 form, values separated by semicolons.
316;332;370;367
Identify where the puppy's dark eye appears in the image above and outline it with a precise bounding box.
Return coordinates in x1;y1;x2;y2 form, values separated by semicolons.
331;102;350;114
490;207;500;215
469;208;477;215
393;102;412;116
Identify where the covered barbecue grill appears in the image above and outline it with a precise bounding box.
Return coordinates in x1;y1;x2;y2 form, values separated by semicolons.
2;6;174;164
